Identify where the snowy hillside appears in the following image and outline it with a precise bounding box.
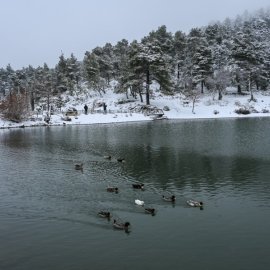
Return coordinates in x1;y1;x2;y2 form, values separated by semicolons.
1;88;270;129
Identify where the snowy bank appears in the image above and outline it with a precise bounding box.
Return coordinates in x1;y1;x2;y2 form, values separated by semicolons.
1;90;270;129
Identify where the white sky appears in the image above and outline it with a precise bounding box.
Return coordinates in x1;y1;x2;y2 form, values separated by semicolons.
0;0;269;70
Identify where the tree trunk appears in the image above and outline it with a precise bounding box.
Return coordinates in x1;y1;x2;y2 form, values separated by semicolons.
249;74;255;101
218;89;223;100
177;63;180;80
192;97;196;114
201;80;204;94
139;91;143;103
237;85;242;94
47;93;50;113
255;79;259;90
236;74;242;94
30;91;35;111
130;87;134;98
146;69;150;105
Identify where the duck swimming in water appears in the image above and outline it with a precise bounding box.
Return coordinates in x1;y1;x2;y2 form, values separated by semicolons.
186;200;203;207
113;219;130;230
107;187;119;193
162;195;176;202
132;183;144;190
135;199;144;206
98;211;111;218
144;207;156;215
104;155;112;160
117;158;125;163
75;163;83;170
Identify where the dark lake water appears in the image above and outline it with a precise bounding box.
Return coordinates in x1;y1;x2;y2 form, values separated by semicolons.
0;118;270;270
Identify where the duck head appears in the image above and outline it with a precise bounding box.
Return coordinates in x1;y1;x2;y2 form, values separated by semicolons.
124;222;130;227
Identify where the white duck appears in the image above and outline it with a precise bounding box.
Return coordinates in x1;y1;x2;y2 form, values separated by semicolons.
187;200;203;207
135;199;145;206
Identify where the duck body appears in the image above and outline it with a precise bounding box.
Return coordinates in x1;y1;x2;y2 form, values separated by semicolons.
162;195;176;202
107;187;119;193
98;211;111;218
117;158;125;163
75;163;83;170
144;207;156;215
132;183;144;190
113;219;130;230
187;200;203;207
135;199;144;206
104;155;112;160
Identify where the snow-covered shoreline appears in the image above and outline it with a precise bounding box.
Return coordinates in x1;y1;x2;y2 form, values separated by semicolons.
1;90;270;130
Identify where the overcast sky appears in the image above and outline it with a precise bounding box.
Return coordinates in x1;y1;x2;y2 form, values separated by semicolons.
0;0;269;69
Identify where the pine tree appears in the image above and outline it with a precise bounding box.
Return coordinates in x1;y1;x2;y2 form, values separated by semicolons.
0;68;8;96
92;44;114;85
128;39;172;105
66;53;81;95
118;40;145;101
231;22;264;98
113;39;129;81
186;28;213;93
83;51;106;95
55;53;69;93
173;30;187;87
143;25;174;56
22;65;37;111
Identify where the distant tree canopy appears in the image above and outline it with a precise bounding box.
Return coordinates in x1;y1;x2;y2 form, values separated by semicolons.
1;8;270;120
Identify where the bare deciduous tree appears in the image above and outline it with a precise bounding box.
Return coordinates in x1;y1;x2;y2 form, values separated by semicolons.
0;91;29;122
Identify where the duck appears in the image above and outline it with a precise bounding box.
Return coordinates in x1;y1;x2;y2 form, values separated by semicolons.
144;207;156;215
113;219;130;230
162;195;176;202
117;158;125;163
132;183;144;190
75;163;83;170
186;200;203;207
98;211;111;218
135;199;144;206
104;155;112;160
107;187;119;193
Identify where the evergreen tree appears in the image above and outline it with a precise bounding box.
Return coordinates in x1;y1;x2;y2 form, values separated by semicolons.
206;69;231;100
143;25;174;56
173;30;187;86
55;53;69;93
117;40;145;101
129;39;172;105
186;28;213;93
66;53;81;94
231;22;264;98
113;39;129;80
0;68;8;96
92;44;114;85
35;64;56;112
83;51;106;95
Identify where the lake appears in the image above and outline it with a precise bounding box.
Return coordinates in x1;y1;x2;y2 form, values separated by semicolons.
0;118;270;270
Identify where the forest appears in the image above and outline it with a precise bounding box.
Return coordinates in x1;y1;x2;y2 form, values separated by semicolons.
0;8;270;122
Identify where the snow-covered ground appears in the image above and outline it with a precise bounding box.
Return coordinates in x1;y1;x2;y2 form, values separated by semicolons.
1;89;270;129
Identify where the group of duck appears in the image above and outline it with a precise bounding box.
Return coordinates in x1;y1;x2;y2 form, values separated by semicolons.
75;156;204;232
74;156;124;171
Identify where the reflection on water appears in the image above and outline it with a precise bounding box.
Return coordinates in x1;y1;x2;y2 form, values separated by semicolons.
0;118;270;270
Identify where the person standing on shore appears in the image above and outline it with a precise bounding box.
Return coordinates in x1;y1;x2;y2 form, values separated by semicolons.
84;104;88;115
103;102;107;114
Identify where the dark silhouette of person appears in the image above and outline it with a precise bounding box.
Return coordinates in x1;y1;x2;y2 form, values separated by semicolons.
103;103;107;113
84;104;88;114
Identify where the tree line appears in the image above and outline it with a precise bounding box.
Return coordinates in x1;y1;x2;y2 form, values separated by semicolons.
0;8;270;121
